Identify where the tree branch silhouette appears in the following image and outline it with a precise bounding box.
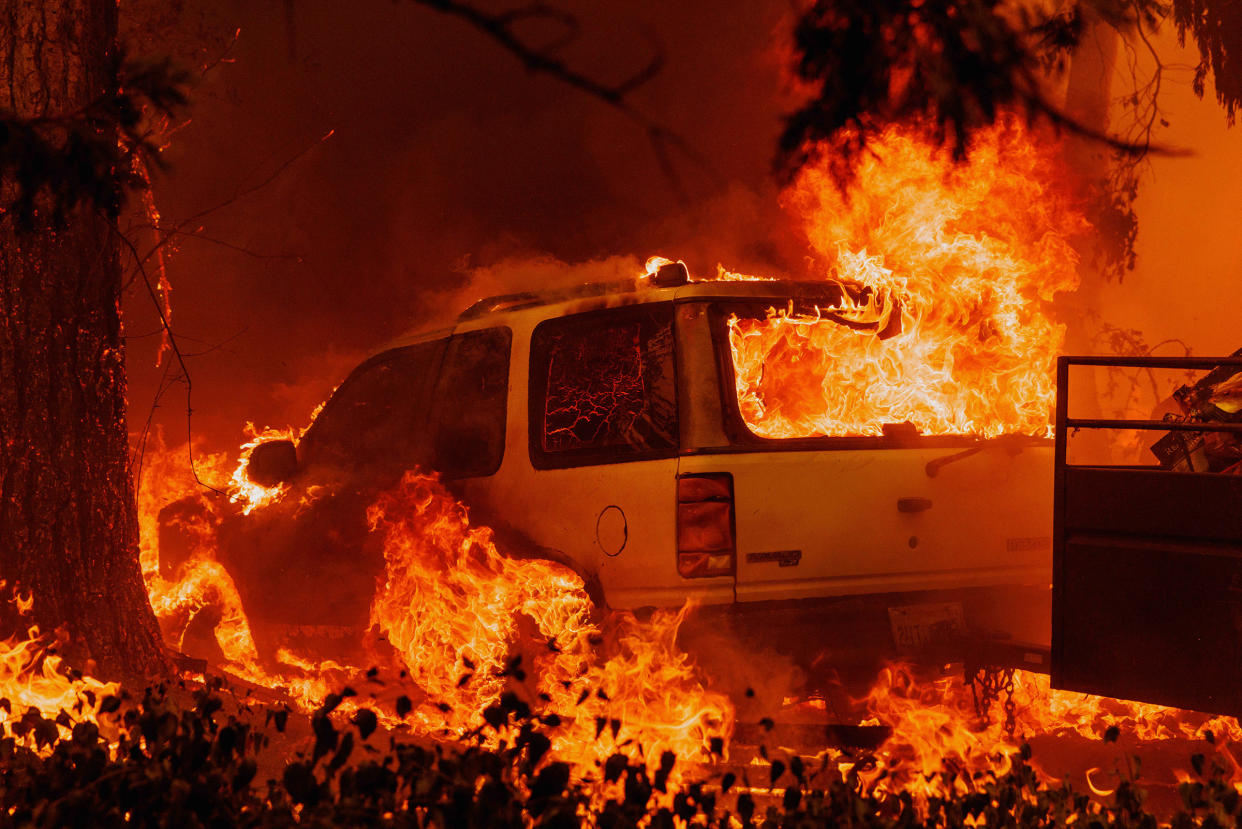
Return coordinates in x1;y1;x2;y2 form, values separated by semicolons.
408;0;720;200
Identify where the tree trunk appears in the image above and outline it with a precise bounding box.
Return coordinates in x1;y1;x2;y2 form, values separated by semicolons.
0;0;168;679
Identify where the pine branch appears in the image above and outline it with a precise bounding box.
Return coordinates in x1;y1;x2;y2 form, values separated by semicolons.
774;0;1176;185
407;0;720;197
0;58;189;228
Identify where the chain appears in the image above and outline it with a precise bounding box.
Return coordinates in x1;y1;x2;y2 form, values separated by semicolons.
969;667;999;726
1002;667;1017;738
969;665;1018;737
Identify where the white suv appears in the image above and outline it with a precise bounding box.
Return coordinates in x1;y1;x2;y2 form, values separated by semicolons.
190;264;1053;665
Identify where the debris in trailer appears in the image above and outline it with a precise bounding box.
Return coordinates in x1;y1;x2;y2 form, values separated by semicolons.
1151;347;1242;472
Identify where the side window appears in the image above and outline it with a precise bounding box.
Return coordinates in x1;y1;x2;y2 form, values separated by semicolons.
299;339;447;476
429;327;512;479
529;303;678;468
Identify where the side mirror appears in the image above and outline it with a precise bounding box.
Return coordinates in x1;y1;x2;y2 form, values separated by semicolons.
246;439;298;487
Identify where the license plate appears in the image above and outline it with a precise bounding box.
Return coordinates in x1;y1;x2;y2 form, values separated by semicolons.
888;601;966;650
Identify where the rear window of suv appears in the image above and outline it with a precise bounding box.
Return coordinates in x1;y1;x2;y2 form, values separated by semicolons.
529;303;678;469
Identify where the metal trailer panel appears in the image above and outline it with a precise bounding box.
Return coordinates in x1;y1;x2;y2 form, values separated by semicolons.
1053;356;1242;714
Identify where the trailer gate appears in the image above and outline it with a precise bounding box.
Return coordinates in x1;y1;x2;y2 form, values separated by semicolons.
1054;355;1242;714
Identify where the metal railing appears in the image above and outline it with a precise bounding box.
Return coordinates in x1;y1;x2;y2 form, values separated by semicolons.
1054;355;1242;469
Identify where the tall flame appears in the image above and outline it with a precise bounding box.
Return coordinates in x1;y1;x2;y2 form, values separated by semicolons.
726;117;1087;438
136;431;262;669
367;472;733;764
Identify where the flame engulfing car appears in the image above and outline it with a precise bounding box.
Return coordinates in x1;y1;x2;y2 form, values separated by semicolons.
161;263;1053;670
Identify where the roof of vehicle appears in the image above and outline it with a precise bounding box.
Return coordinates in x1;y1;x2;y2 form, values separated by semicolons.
379;261;872;354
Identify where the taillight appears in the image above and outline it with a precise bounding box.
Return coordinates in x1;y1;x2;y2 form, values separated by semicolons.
677;473;735;578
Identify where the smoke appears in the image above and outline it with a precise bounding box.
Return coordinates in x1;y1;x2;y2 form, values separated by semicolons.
676;614;809;724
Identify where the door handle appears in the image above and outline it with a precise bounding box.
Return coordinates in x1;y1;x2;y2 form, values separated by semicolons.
897;497;933;513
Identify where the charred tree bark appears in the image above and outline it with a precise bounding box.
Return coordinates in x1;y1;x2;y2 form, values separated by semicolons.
0;0;167;678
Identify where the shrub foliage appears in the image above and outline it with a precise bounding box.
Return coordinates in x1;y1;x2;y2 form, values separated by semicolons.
0;676;1239;828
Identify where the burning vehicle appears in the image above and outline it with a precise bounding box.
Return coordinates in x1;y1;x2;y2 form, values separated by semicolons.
158;258;1055;676
149;118;1088;715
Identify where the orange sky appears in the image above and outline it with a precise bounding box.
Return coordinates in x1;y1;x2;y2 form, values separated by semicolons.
1100;23;1242;358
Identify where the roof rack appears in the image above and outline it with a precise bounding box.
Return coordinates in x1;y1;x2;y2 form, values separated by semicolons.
457;292;544;320
454;273;877;323
455;261;696;322
456;278;648;322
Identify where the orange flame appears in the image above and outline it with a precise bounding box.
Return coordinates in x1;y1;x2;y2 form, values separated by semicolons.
139;435;732;776
858;663;1242;802
724;117;1087;438
367;472;733;767
644;255;677;276
137;431;261;669
0;589;120;754
228;423;303;515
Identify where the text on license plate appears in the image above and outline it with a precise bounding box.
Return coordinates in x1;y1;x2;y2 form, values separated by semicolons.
887;601;966;650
